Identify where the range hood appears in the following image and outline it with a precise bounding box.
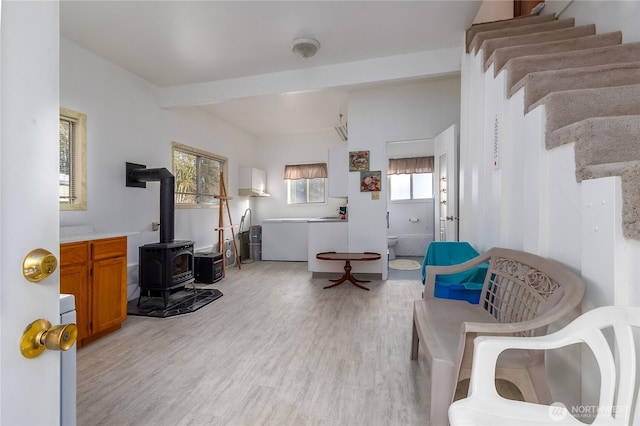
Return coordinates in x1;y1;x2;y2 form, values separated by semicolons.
238;167;270;197
238;188;270;197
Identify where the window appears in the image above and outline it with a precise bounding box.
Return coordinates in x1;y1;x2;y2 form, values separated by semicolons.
59;108;87;210
287;178;326;204
284;163;327;205
389;173;433;200
388;156;434;201
172;142;227;207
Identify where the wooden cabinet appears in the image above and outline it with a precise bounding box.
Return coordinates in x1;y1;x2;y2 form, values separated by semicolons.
60;236;127;347
238;167;269;196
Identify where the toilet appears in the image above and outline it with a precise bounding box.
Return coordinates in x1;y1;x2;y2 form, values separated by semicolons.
387;236;399;260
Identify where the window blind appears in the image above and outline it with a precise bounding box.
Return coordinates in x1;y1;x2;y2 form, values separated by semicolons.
284;163;328;180
387;156;434;175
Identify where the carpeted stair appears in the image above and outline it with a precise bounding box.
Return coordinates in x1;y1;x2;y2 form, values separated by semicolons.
537;84;640;148
481;25;597;68
466;13;556;52
469;18;576;53
507;42;640;96
487;31;622;74
521;62;640;112
467;13;640;240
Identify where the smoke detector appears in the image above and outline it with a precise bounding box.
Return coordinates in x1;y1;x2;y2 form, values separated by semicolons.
290;37;320;59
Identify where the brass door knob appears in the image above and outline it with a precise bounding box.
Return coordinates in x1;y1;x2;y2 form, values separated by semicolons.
23;248;57;282
20;319;78;358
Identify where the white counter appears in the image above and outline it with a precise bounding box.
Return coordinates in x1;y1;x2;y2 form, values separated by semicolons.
262;218;310;223
261;218;347;261
307;221;348;272
262;221;308;261
60;226;137;243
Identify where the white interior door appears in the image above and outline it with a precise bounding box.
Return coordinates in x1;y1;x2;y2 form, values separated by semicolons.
1;1;61;423
434;125;459;241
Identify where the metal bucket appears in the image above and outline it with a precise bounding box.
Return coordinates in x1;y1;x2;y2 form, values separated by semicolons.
239;231;250;263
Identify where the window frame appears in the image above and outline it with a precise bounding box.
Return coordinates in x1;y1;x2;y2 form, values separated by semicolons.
171;141;228;209
286;178;327;205
388;172;434;202
59;107;87;211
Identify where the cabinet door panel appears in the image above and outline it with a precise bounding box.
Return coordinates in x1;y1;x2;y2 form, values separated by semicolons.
60;263;90;341
91;237;126;261
92;256;127;333
60;241;88;267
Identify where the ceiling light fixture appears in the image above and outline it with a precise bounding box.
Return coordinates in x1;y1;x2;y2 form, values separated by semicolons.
290;37;320;59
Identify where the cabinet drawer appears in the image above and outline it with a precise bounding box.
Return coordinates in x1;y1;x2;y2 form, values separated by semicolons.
91;237;127;261
60;242;88;266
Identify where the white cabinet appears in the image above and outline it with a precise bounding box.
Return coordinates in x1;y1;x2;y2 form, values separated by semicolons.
239;167;269;196
308;221;348;272
328;147;348;198
262;220;308;261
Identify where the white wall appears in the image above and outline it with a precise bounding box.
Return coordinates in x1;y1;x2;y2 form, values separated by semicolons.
347;76;461;276
544;0;640;43
252;130;347;223
60;38;257;266
460;1;640;413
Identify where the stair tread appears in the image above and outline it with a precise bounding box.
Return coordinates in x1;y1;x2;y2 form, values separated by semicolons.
481;25;596;67
554;115;640;240
470;18;576;54
550;114;640;152
466;14;556;53
488;32;622;75
507;42;640;97
540;84;640;143
522;62;640;111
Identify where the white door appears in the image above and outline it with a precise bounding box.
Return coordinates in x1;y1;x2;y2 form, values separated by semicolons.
1;1;61;424
434;125;459;242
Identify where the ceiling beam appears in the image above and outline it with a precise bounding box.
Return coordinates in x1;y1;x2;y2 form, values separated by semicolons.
158;47;462;108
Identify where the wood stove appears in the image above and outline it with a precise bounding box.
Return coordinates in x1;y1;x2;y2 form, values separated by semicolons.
139;240;194;307
127;163;195;307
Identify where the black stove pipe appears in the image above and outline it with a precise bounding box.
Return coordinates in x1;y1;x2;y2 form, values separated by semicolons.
129;167;175;243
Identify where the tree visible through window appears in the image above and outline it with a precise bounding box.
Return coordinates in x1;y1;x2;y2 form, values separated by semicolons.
172;142;227;207
59;108;87;210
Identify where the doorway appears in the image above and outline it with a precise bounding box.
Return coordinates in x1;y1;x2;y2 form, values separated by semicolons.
386;138;435;279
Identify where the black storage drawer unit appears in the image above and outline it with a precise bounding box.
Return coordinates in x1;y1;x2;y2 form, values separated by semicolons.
194;252;223;284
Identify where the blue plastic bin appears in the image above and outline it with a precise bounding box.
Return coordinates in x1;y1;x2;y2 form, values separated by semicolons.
422;242;488;304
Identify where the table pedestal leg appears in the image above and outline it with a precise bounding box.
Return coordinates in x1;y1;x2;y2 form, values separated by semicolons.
323;260;370;291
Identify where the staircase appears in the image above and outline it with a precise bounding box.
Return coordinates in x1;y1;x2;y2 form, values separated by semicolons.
459;11;640;310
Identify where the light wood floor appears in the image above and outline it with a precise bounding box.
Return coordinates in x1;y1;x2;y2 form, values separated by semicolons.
77;261;431;426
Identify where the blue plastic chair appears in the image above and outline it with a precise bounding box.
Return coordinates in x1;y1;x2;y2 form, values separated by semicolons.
421;242;488;304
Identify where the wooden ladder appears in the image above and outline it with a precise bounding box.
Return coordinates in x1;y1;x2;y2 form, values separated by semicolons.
214;172;241;276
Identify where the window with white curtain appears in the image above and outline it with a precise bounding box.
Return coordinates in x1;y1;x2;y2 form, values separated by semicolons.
388;156;434;201
284;163;327;205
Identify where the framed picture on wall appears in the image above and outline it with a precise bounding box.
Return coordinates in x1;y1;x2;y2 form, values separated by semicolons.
349;150;369;171
360;170;381;192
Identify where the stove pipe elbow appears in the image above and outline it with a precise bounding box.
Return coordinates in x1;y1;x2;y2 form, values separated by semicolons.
126;164;175;243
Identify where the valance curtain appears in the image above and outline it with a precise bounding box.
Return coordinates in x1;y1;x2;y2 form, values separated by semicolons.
284;163;328;180
387;156;434;175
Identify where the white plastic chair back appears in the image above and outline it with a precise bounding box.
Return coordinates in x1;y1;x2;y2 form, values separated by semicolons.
448;305;640;425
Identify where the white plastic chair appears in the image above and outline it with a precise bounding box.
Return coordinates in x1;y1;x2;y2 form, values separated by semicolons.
448;305;640;425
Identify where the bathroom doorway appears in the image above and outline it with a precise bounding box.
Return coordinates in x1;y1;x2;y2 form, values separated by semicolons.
386;138;435;278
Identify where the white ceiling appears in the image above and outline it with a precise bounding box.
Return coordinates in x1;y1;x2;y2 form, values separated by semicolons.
60;1;481;136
